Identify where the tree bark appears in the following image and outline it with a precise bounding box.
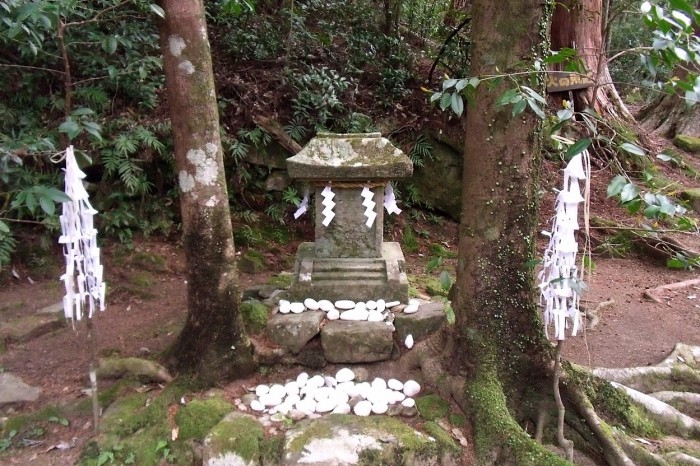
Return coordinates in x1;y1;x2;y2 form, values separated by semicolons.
450;1;568;463
158;0;256;384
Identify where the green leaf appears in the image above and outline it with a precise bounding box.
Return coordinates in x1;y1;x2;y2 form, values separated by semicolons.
526;99;545;119
149;4;166;18
39;195;55;216
666;257;686;269
0;220;9;234
102;36;118;55
430;92;442;103
15;2;41;22
556;108;573;121
442;78;458;90
438;270;452;291
468;77;480;88
607;175;628;197
426;256;442;273
439;92;451;111
455;79;468;92
643;205;661;218
565;138;591;158
450;93;464;116
656;153;676;162
619;142;645;156
58;119;81;140
496;88;518;107
521;85;546;104
625;198;643;214
71;107;94;117
620;183;640;203
45;187;70;203
512;98;527;116
524;259;541;269
83;121;102;141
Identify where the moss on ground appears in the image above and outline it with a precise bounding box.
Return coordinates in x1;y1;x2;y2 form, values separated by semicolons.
240;299;269;334
674;134;700;153
265;272;293;288
238;249;267;273
416;394;450;421
175;397;233;441
205;413;264;464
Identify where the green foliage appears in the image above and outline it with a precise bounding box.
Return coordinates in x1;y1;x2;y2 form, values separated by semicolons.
607;174;687;219
408;134;433;168
288;66;353;131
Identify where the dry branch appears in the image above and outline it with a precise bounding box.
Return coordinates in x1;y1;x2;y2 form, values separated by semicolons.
643;278;700;304
252;115;302;155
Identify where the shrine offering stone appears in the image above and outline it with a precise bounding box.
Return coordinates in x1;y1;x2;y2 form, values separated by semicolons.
266;311;325;354
320;321;394;363
393;302;447;344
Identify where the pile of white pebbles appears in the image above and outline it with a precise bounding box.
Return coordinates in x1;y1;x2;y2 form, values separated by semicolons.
277;298;421;322
245;368;421;418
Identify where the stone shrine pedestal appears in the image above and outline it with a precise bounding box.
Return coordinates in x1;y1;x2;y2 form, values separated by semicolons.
286;133;413;303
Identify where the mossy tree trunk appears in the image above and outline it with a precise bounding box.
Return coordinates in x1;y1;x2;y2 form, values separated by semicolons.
158;0;257;384
450;1;570;464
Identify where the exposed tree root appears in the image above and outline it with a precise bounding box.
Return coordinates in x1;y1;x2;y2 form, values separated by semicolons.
97;357;173;383
643;278;700;304
592;364;700;393
649;391;700;418
252;114;302;155
580;298;615;330
664;452;700;466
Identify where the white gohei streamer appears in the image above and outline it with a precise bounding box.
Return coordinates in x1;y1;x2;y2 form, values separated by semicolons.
321;185;336;227
538;151;589;341
361;187;377;227
59;146;106;322
294;187;310;219
383;183;402;215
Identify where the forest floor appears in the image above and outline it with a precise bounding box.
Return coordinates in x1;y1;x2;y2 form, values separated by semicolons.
0;148;698;465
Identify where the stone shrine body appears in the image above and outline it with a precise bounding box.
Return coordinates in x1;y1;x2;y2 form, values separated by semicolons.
286;132;412;304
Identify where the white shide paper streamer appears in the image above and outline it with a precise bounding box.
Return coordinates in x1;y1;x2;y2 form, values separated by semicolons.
383;183;402;215
321;185;336;227
294;187;310;219
538;151;588;341
361;187;377;227
59;146;106;321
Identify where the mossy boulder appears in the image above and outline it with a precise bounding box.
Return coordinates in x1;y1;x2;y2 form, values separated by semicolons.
674;134;700;154
415;394;450;421
241;299;270;334
680;188;700;214
283;414;460;465
175;396;233;441
239;250;267;273
203;412;265;466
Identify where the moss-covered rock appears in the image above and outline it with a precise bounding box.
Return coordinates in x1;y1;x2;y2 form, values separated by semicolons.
241;299;270;334
416;394;450;421
674;134;700;154
203;412;265;466
681;188;700;214
175;396;233;441
239;250;267;273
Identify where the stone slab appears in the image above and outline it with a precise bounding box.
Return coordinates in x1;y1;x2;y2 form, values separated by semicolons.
321;321;394;363
393;302;447;344
266;312;325;354
0;373;41;405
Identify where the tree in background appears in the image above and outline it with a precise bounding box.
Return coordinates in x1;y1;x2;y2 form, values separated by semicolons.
158;0;257;383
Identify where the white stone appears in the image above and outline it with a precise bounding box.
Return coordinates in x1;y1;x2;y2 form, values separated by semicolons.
387;379;403;391
318;300;334;311
366;300;377;310
308;375;325;388
354;302;367;311
296;372;309;387
331;390;350;405
403;380;421;397
255;384;270;397
332;402;351;414
259;394;283;407
337;381;359;397
376;299;386;312
353;400;372;416
401;398;415;408
385;301;401;308
409;298;421;306
315;398;337;413
250;400;265;411
290;302;306;314
279;300;291;314
367;310;384;322
336;368;355;383
327;309;340;320
405;334;414;349
390;391;406;403
403;304;419;314
286;394;301;405
269;384;286;399
371;378;387;391
304;298;320;311
296;398;317;415
371;403;389;414
340;308;369;321
285;381;300;396
335;300;355;310
276;403;292;415
356;382;372;399
324;376;337;387
314;387;335;401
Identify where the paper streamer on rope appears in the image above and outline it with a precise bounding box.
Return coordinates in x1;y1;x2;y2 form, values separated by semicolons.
321;185;336;227
383;183;402;215
294;187;310;219
59;146;106;322
361;187;377;227
538;151;588;341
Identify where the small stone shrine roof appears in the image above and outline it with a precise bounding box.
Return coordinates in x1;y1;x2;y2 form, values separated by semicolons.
286;132;413;181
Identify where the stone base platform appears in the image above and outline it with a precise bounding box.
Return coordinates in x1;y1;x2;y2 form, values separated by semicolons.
289;242;409;303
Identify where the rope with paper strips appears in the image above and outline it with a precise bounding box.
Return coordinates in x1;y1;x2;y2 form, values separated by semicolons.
59;146;106;321
538;151;589;340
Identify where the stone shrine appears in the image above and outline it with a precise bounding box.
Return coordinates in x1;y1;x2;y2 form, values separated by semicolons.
286;132;413;303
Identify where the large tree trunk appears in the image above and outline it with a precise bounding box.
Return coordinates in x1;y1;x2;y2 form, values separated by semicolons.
159;0;257;384
638;90;700;138
551;0;634;120
449;1;569;463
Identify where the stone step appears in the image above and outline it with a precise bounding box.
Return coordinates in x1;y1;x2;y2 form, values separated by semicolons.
312;261;386;272
311;271;387;281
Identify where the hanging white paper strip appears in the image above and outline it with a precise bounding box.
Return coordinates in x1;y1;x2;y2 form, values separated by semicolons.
383;183;402;215
59;146;106;322
538;151;588;341
321;185;336;227
361;187;377;227
294;187;310;219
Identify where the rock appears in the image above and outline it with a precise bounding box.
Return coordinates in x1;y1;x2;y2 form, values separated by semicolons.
258;285;281;299
315;398;337;413
36;302;64;314
385;300;401;308
289;409;307;421
353;367;370;382
327;309;340;320
308;375;325;388
403;304;419;314
353;400;372;416
304;298;320;311
266;312;325;353
0;373;40;405
394;302;447;344
339;308;369;321
403;380;421;397
264;170;292;192
259;394;283;407
279;300;291;314
240;299;269;334
372;403;389;414
366;300;377;309
674;134;700;154
367;310;384;322
255;384;270;396
263;289;288;307
680;188;700;214
320;321;394;363
401;405;418;417
388;379;404;391
290;302;305;314
297;372;309;386
98;357;173;383
332;403;351;414
285;381;300;396
203;412;264;466
405;334;414;349
281;414;460;465
323;376;337;387
334;300;355;310
318;300;334;311
336;368;355;383
250;400;265;411
376;299;386;312
371;378;387;391
387;403;403;416
269;384;287;399
238;249;267;273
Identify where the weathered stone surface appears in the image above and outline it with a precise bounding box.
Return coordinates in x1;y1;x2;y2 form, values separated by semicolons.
321;321;393;363
680;188;700;214
282;414;460;466
247;140;292;169
264;170;292;192
410;136;463;221
286;133;413;181
0;373;41;405
203;412;265;466
0;312;65;344
36;302;64;314
266;312;325;354
393;302;446;344
674;134;700;154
